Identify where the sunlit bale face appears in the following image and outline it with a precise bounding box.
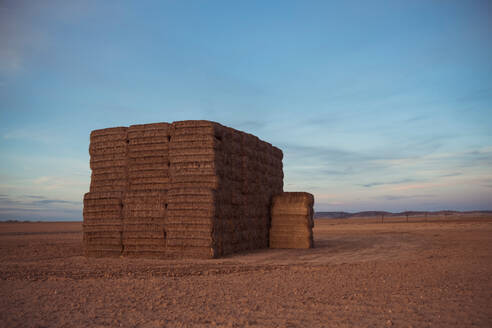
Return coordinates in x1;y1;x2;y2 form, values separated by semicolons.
270;192;315;249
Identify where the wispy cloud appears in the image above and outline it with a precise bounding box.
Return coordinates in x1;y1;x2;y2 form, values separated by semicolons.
31;176;87;191
2;128;57;144
439;172;462;178
390;182;447;192
33;199;79;205
0;194;82;220
283;143;383;167
379;194;435;201
361;178;420;188
0;195;81;207
24;195;45;199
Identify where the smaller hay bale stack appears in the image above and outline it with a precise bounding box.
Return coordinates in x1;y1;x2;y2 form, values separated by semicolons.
83;127;128;257
269;192;314;249
123;122;171;258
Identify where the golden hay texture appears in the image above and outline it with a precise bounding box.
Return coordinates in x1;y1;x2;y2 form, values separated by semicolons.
270;192;314;249
83;120;284;258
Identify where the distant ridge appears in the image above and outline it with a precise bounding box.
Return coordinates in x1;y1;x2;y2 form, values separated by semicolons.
314;210;492;219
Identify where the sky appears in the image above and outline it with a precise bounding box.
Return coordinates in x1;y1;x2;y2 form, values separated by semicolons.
0;0;491;220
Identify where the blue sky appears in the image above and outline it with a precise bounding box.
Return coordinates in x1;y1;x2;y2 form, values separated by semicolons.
1;0;491;220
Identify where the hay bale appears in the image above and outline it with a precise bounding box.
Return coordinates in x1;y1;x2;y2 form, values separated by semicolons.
269;192;314;249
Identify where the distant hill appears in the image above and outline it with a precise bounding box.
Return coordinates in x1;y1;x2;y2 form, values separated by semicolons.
314;210;492;219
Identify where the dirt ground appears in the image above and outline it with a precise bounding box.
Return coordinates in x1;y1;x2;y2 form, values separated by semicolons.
0;216;491;327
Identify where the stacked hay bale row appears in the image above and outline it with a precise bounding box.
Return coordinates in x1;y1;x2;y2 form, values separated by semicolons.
269;192;314;249
83;127;128;257
166;121;222;258
213;127;242;256
214;126;283;256
122;123;170;257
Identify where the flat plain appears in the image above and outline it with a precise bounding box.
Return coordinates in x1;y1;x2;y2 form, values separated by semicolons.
0;215;491;327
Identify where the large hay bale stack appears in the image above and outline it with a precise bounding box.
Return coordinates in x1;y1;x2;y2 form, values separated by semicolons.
123;123;170;258
83;120;284;258
83;127;128;257
269;192;314;249
166;121;221;258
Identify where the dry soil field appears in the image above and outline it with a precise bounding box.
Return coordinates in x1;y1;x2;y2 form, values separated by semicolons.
1;215;491;327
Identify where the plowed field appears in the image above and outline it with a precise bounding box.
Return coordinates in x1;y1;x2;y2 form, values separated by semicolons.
1;216;491;327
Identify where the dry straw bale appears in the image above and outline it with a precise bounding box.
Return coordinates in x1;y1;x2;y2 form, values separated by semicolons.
90;184;126;193
123;222;165;231
271;216;314;229
128;122;170;134
90;126;127;136
85;244;122;252
169;148;216;158
128;170;169;179
272;192;314;209
168;187;216;197
123;231;164;239
83;207;121;216
129;177;170;184
128;150;168;160
84;231;122;240
89;145;126;155
90;159;127;169
83;239;122;248
127;183;169;191
90;172;127;182
89;166;126;175
128;143;169;153
84;191;122;201
166;238;212;247
166;216;214;226
128;163;168;172
269;192;314;249
169;139;219;150
168;194;215;204
166;223;213;233
85;249;122;257
128;140;169;148
166;230;211;239
123;238;165;246
123;209;165;218
83;224;123;232
167;201;215;211
170;174;219;184
90;127;127;144
89;179;127;187
90;153;127;162
128;156;169;165
123;244;166;251
169;181;220;190
166;207;216;218
128;136;169;145
123;190;167;202
169;154;215;164
170;166;217;177
83;216;122;224
165;246;214;258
